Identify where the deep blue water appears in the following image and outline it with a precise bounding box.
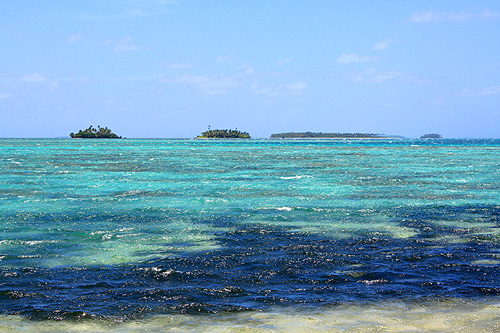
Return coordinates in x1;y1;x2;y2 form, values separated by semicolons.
0;138;499;326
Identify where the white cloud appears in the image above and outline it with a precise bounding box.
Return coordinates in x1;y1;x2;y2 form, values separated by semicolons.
19;74;47;82
372;39;397;50
0;93;12;99
457;86;500;96
408;11;469;23
336;53;376;64
408;10;500;23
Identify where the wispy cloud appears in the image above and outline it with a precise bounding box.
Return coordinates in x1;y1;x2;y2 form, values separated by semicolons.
102;36;151;52
456;86;500;96
372;39;397;51
173;74;239;95
276;58;291;66
167;62;193;69
349;68;421;83
66;34;86;44
215;55;234;63
252;81;307;98
408;10;500;23
19;74;47;82
80;10;143;20
336;53;376;64
350;68;400;82
0;93;12;99
482;9;500;19
238;63;255;75
160;59;307;97
69;0;175;20
100;75;158;82
286;81;307;95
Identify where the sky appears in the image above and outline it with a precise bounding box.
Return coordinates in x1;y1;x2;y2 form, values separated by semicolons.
0;0;499;138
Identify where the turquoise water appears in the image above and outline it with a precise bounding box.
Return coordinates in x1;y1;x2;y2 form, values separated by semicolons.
0;138;499;331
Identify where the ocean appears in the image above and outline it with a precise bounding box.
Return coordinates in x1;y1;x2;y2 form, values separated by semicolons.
0;138;499;332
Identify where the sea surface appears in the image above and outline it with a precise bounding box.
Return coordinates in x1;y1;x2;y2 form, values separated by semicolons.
0;138;499;332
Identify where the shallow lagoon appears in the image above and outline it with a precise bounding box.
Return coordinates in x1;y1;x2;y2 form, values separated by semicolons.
0;139;499;331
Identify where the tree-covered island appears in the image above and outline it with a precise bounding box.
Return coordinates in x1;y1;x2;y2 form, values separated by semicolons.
270;132;389;139
197;129;251;139
420;133;443;139
70;125;122;138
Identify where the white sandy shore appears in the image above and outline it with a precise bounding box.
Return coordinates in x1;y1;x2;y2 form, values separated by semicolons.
1;298;499;332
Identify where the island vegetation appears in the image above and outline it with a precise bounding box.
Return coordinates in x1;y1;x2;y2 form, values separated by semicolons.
70;125;121;139
197;129;251;139
420;133;443;139
270;132;388;139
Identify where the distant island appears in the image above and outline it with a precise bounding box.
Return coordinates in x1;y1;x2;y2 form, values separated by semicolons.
70;125;122;139
420;133;443;139
197;129;251;139
270;132;389;139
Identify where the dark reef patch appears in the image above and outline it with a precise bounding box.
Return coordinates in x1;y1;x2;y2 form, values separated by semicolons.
0;204;499;321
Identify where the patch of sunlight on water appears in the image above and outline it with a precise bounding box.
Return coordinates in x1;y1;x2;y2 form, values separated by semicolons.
42;240;221;268
293;224;419;241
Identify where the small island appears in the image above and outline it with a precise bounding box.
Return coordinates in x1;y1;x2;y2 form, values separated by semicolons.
270;132;389;139
70;125;122;139
420;134;443;139
197;129;251;139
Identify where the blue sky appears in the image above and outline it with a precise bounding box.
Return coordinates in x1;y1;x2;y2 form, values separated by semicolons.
1;1;499;138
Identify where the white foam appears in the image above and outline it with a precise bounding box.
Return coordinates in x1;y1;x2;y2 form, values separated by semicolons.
280;175;311;180
276;206;294;211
